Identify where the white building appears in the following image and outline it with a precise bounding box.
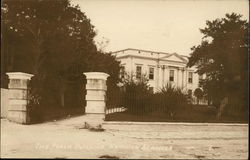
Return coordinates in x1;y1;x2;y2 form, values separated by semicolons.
112;48;203;95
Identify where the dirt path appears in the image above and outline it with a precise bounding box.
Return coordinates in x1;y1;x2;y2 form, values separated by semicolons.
1;116;248;159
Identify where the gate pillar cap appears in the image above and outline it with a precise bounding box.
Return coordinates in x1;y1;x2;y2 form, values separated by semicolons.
6;72;34;80
83;72;109;80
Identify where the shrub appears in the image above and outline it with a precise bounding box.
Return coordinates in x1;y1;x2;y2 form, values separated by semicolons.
194;88;204;104
113;73;189;118
120;74;152;115
153;83;188;118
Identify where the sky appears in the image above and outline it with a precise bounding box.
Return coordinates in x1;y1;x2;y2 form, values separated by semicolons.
71;0;249;56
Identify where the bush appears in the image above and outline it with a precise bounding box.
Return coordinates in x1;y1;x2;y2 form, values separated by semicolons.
111;71;189;118
120;74;152;115
152;83;189;118
194;88;204;104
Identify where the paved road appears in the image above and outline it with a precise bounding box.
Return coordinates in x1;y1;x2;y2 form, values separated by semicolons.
1;116;248;159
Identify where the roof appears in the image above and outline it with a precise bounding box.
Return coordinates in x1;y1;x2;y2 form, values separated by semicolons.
111;48;189;59
161;53;188;62
111;48;170;55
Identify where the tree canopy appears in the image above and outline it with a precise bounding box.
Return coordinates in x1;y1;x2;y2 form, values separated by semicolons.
187;13;248;116
1;0;120;84
1;0;121;119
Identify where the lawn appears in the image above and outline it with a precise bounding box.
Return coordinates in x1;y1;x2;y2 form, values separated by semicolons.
105;105;248;123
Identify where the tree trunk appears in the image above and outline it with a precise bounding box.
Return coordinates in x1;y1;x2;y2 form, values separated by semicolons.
59;79;66;108
216;97;228;119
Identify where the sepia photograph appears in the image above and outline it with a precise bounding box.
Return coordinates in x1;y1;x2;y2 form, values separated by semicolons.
0;0;249;159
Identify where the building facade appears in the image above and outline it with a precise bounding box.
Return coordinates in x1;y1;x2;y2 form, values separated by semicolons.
112;48;203;95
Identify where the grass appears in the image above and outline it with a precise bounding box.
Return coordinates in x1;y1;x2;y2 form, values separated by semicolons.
105;105;248;123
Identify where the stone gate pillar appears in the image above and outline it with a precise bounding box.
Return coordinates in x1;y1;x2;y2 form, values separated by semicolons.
83;72;109;128
6;72;33;124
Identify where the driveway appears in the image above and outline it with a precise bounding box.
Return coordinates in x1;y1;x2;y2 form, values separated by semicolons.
1;116;248;159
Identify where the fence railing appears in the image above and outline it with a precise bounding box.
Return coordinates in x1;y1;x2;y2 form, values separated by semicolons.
105;107;127;115
105;84;210;121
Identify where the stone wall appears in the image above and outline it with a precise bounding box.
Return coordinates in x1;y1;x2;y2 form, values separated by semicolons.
1;88;9;118
6;72;33;124
83;72;109;128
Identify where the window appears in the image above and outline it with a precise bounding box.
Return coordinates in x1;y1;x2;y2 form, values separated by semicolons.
149;67;154;80
188;72;193;83
169;70;174;81
120;66;125;79
136;66;142;79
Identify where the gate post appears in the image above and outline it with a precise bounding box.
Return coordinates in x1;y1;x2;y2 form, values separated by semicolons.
6;72;33;124
83;72;109;128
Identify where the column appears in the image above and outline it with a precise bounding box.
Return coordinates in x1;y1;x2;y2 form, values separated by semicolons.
181;67;184;89
177;67;182;88
156;54;160;89
130;57;133;76
6;72;33;124
165;66;169;86
162;65;165;87
156;64;159;89
83;72;109;128
158;65;163;89
177;68;179;87
185;69;188;89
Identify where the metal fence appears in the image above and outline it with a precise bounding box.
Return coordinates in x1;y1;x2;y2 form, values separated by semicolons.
105;85;125;115
105;107;127;115
105;84;210;121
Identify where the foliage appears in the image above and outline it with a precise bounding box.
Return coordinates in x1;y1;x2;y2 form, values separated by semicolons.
1;0;121;122
187;13;248;116
120;73;152;114
194;88;204;104
1;0;120;82
117;73;188;118
88;51;121;85
2;0;95;75
153;84;189;118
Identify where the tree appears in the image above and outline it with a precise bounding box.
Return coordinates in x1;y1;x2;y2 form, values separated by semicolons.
194;88;203;104
2;0;97;74
187;13;248;118
1;0;120;81
1;0;121;120
2;0;97;109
